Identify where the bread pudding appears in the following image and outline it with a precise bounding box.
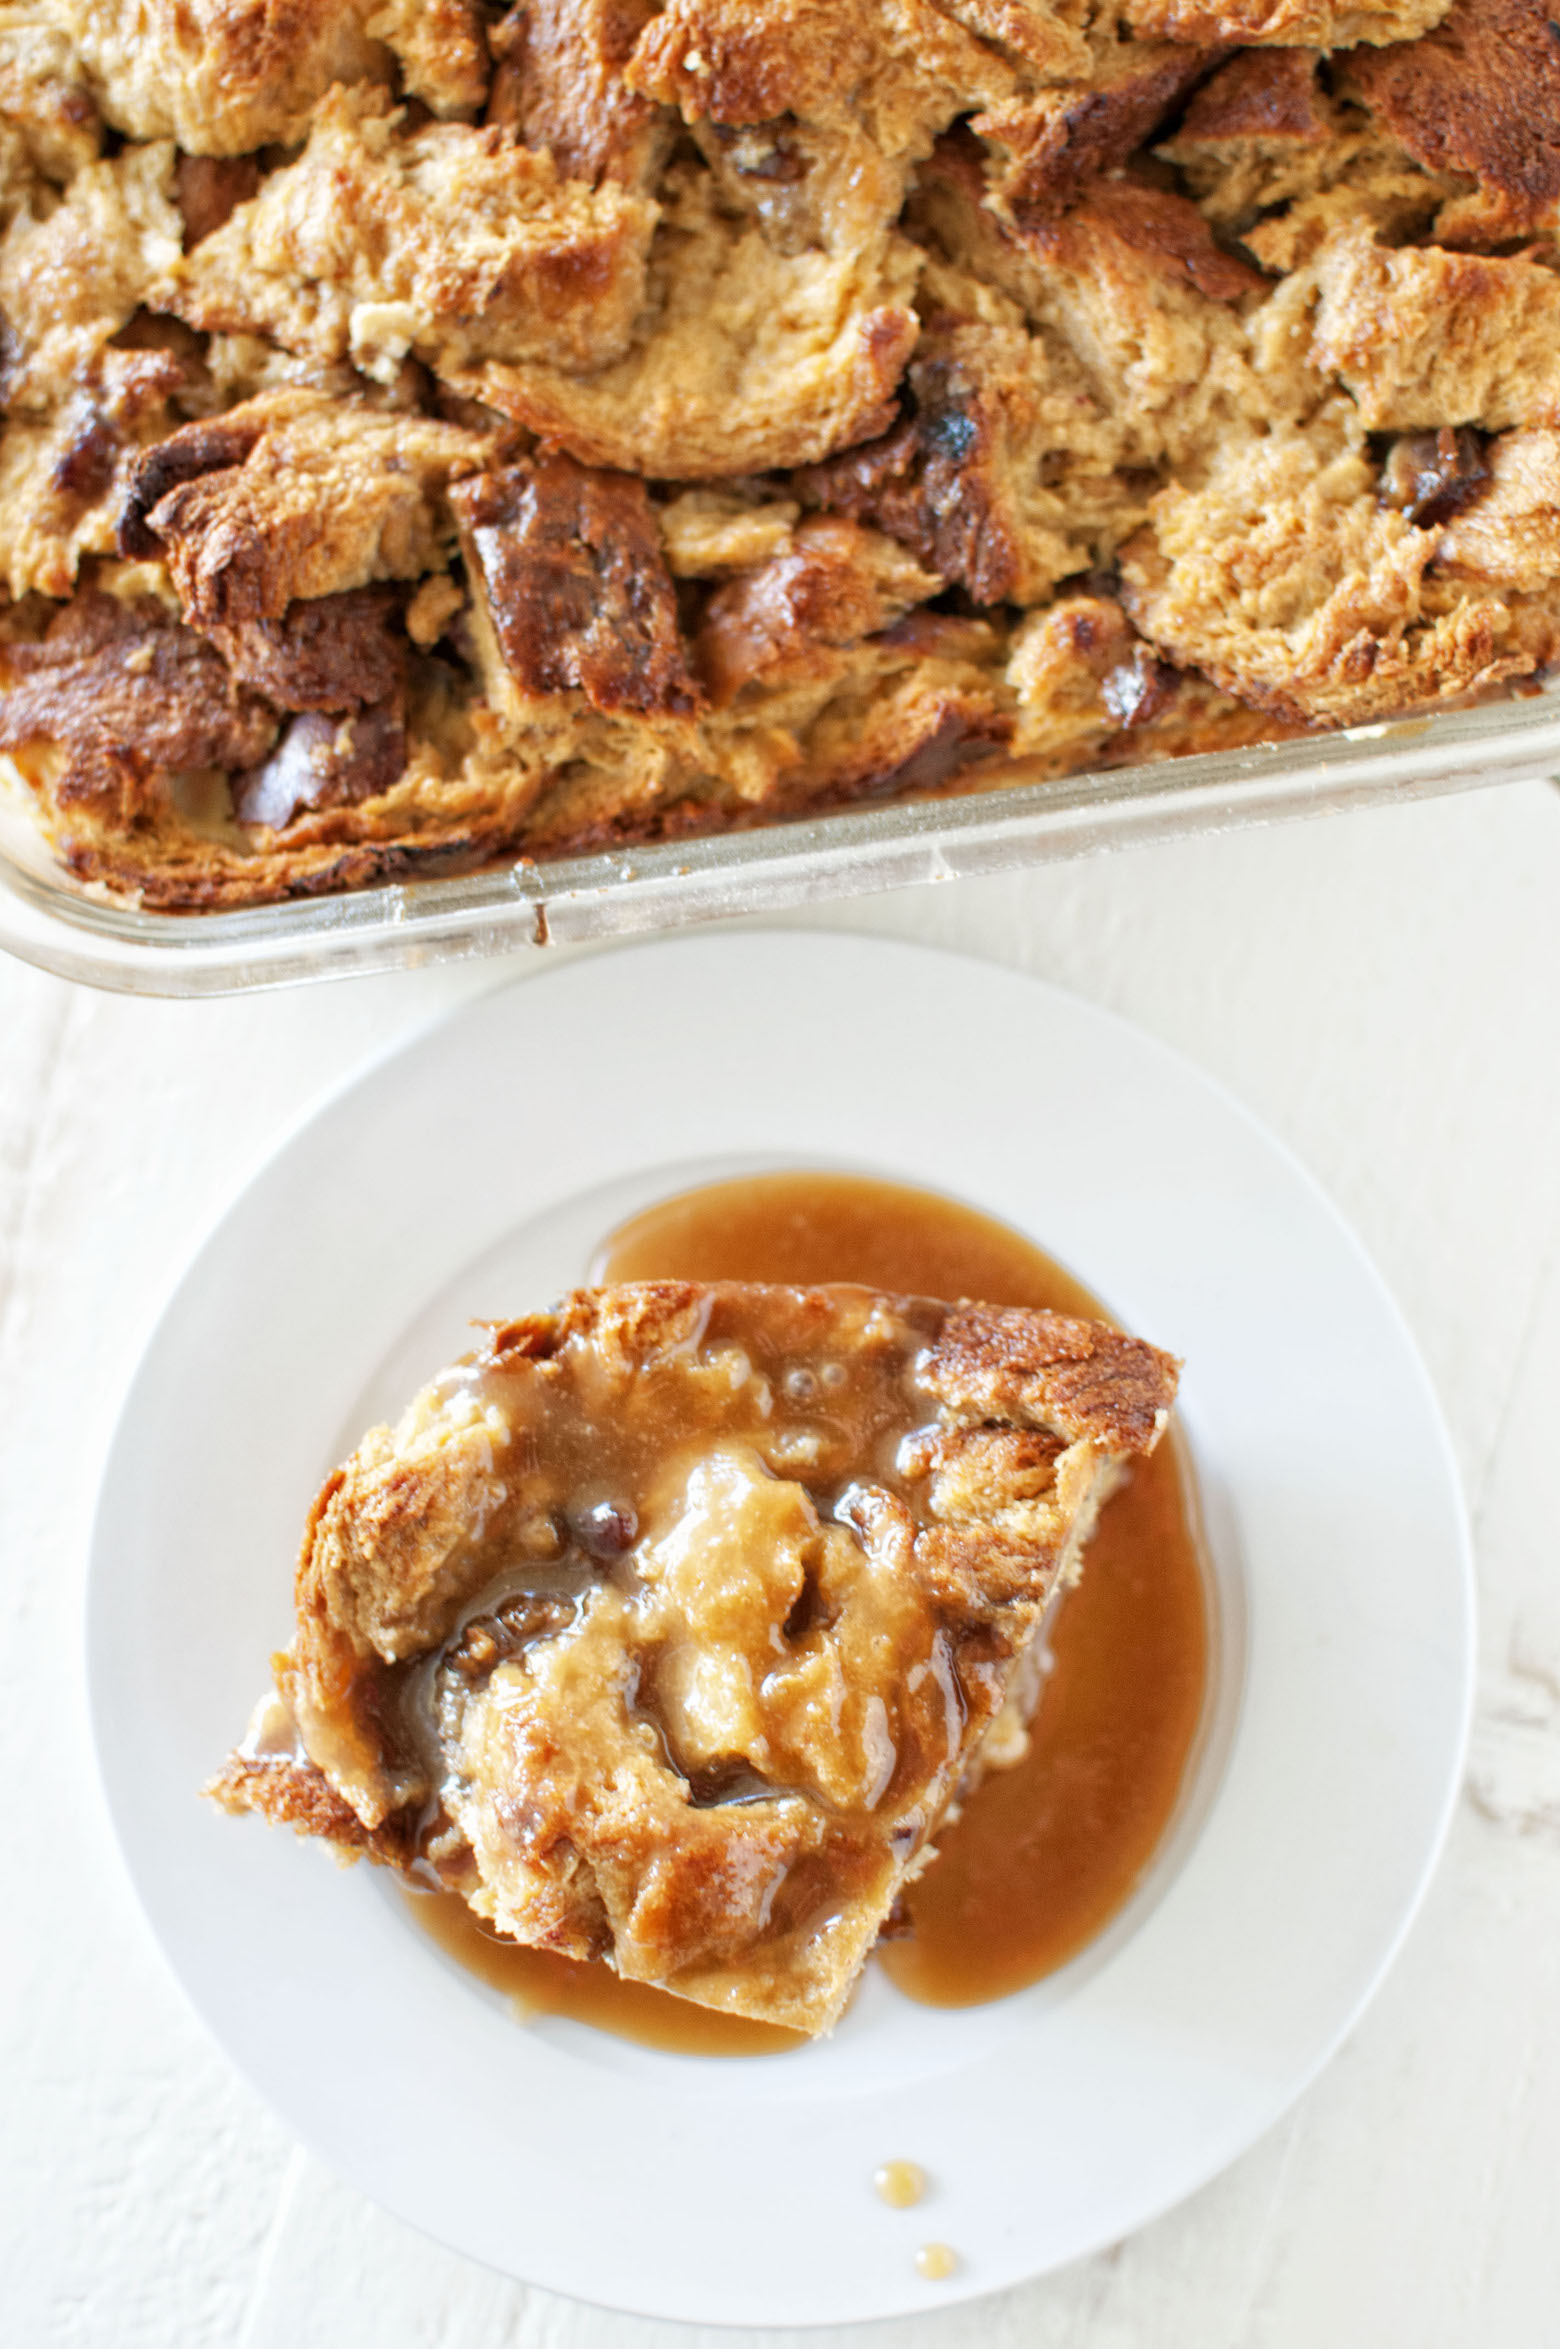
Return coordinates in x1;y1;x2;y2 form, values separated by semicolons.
211;1279;1179;2033
1;0;1557;910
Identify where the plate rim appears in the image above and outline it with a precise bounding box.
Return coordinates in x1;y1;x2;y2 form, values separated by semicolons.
85;928;1476;2327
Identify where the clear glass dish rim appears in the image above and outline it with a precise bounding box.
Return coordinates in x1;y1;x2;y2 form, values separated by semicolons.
4;688;1558;996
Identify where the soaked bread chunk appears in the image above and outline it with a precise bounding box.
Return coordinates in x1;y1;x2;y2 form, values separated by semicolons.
0;346;184;597
1307;225;1560;431
161;86;658;384
0;9;99;202
695;516;940;702
211;1280;1178;2034
0;141;180;408
796;313;1148;603
1436;431;1560;591
3;0;1560;910
0;583;278;819
454;152;921;475
623;0;1046;156
1119;409;1560;723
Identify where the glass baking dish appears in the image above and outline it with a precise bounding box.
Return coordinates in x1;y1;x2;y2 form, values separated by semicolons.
3;686;1558;996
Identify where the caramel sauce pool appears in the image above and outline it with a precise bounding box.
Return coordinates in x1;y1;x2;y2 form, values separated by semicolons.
406;1170;1209;2052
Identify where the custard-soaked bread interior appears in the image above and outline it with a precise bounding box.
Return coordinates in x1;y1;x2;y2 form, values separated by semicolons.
3;0;1560;908
211;1280;1179;2034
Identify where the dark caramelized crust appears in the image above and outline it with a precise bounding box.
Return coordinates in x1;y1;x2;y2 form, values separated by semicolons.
487;0;668;186
976;41;1219;214
696;517;939;701
1040;180;1270;307
200;586;407;713
233;699;406;825
118;414;267;562
213;1280;1179;2033
1348;0;1560;242
0;589;276;806
1176;46;1328;144
453;455;700;718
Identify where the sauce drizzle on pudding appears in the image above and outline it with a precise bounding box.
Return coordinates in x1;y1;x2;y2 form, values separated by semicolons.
404;1170;1208;2052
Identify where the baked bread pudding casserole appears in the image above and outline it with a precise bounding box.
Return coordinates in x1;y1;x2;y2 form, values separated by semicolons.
212;1280;1179;2033
1;0;1558;909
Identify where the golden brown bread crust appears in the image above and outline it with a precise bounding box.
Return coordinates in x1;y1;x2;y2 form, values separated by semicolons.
0;142;181;410
924;1298;1187;1450
56;0;488;156
1346;0;1560;244
1122;0;1451;41
4;0;1560;908
119;389;497;621
623;0;1035;154
207;1750;421;1864
1307;226;1560;431
212;1279;1179;2031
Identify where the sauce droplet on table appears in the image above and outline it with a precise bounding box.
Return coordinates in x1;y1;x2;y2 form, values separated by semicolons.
874;2159;927;2208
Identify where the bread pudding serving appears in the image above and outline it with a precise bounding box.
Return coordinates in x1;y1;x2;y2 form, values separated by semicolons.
0;0;1557;910
211;1280;1178;2033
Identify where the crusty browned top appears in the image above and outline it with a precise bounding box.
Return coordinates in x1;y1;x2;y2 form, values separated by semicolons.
214;1279;1177;2031
6;0;1560;912
925;1300;1184;1452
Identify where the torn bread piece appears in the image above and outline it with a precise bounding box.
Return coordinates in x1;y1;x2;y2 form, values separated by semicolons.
210;1280;1179;2035
160;86;658;386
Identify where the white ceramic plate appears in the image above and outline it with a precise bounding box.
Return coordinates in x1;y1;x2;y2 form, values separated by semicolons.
88;932;1473;2327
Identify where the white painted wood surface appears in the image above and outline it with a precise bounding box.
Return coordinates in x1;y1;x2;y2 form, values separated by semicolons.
3;781;1559;2348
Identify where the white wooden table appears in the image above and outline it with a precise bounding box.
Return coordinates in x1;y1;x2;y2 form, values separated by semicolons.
4;780;1559;2349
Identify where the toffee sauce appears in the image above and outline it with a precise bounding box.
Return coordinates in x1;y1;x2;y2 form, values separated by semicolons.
406;1170;1209;2054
